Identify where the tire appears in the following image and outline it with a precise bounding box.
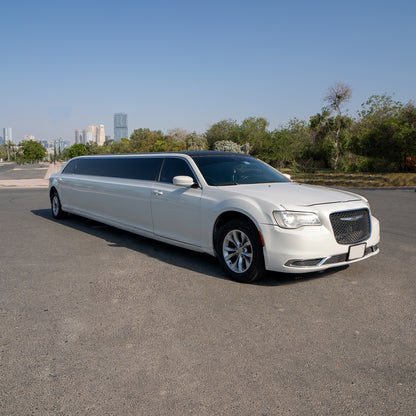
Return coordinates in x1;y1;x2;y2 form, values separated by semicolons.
216;219;265;283
50;191;66;219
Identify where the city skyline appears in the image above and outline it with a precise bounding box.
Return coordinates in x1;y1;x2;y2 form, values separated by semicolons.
75;123;106;146
1;1;416;142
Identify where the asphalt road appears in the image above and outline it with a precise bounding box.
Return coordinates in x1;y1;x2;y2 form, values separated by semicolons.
0;188;415;416
0;163;48;180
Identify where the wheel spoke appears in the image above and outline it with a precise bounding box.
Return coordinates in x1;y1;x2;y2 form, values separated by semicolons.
241;241;250;249
222;229;253;274
225;234;236;246
225;252;236;262
237;256;244;272
230;231;238;246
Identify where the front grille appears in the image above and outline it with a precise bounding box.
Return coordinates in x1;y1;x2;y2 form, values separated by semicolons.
330;209;370;245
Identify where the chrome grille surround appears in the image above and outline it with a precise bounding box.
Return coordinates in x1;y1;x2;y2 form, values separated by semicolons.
330;208;371;245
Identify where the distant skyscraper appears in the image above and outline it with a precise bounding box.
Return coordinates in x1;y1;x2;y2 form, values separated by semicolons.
87;125;97;143
3;128;12;143
96;124;105;146
114;113;128;142
0;136;4;145
75;129;82;144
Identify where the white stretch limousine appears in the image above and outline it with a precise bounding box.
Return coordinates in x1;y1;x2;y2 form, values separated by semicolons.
49;151;380;282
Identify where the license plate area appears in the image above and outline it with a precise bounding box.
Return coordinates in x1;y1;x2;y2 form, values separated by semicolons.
348;243;366;260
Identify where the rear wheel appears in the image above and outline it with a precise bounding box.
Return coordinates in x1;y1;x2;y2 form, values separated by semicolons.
216;219;265;283
50;191;66;219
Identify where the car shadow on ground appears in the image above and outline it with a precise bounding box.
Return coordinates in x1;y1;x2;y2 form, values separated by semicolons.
32;209;348;287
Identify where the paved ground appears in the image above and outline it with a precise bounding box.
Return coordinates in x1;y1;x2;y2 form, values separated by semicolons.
0;163;62;187
0;188;415;415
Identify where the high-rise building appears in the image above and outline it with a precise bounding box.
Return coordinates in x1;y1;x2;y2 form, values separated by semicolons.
0;136;4;145
114;113;128;142
76;124;105;146
96;124;105;146
3;128;12;143
87;125;97;143
75;129;82;144
55;137;65;154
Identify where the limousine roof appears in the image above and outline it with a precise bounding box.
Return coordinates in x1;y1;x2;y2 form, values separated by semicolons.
73;151;252;159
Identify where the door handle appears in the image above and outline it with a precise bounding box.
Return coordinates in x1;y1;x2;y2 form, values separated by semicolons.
153;190;163;196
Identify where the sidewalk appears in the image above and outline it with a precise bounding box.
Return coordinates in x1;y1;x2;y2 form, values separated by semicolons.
0;163;64;188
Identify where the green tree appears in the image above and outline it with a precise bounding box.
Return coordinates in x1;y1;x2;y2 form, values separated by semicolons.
239;117;270;145
205;120;240;148
129;128;165;152
86;141;101;155
351;95;416;171
129;128;187;153
249;119;309;168
67;143;88;158
309;111;353;169
20;140;46;162
1;140;17;161
109;138;130;154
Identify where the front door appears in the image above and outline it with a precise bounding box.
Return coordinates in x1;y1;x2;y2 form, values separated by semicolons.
151;158;202;247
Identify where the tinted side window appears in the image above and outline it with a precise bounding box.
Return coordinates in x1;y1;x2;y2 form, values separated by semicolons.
78;159;104;176
117;158;163;180
159;158;196;183
62;160;76;174
76;157;163;181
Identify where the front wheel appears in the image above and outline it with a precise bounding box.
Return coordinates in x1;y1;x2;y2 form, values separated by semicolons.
216;219;265;283
50;191;66;219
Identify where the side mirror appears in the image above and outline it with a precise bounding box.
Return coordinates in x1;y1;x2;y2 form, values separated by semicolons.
283;173;291;181
173;175;195;187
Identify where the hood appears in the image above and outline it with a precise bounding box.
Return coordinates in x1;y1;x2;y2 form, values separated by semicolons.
220;182;363;209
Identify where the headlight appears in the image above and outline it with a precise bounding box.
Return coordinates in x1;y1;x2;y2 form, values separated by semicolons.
273;211;321;229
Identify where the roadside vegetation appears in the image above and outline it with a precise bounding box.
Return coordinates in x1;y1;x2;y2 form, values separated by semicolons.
286;170;416;188
1;83;415;187
64;84;416;177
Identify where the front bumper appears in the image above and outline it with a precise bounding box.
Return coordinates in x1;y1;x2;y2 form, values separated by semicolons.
261;215;380;274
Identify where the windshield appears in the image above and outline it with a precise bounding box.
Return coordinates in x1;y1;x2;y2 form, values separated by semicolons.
192;155;290;186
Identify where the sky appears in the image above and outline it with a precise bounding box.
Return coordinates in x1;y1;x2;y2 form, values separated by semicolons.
1;0;415;143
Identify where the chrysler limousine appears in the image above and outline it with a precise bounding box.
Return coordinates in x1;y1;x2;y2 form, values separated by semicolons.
49;151;380;282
